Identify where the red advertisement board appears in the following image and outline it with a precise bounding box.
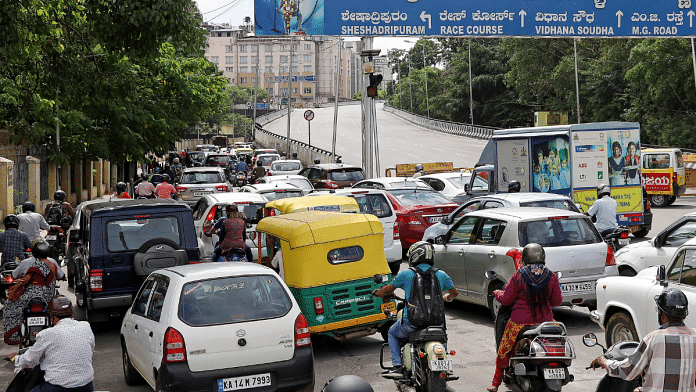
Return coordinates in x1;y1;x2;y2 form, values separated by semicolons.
643;172;672;193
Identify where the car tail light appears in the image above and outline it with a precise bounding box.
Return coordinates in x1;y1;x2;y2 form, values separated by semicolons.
313;297;324;314
163;327;187;363
620;231;629;239
202;206;218;237
267;172;272;176
393;224;400;239
30;302;45;313
176;186;187;193
548;216;568;220
2;275;15;284
324;180;340;189
507;248;524;270
295;314;311;347
90;270;103;292
606;245;616;266
215;185;229;192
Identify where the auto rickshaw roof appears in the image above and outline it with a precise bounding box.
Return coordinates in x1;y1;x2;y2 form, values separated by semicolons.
256;211;383;248
265;195;360;214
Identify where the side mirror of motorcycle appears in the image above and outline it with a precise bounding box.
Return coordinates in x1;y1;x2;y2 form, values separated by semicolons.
484;270;498;281
582;333;598;347
373;274;384;284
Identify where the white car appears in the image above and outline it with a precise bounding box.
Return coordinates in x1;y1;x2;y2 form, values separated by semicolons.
239;183;305;201
418;172;472;200
308;188;403;273
120;263;314;392
191;193;269;262
614;212;696;276
268;159;303;176
256;153;281;168
352;176;433;190
256;175;314;194
592;242;696;346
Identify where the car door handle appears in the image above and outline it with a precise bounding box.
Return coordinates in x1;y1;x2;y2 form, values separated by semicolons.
134;324;138;330
458;251;464;257
149;331;153;338
488;251;495;258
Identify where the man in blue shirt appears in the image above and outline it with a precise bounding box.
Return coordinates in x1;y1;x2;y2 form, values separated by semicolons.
0;214;31;266
236;159;249;173
374;241;458;378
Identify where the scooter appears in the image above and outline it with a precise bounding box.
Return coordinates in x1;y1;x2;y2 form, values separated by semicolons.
45;225;64;261
0;261;19;307
374;275;458;392
235;171;247;187
582;332;641;392
602;226;631;252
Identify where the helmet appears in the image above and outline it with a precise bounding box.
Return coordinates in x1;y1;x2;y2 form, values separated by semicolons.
407;241;435;267
116;182;127;193
256;160;263;167
161;174;170;182
508;180;521;193
322;375;374;392
522;243;546;265
54;190;66;202
4;214;19;229
173;158;180;164
597;183;611;198
47;295;73;318
655;288;689;319
226;203;238;213
22;201;36;212
32;240;51;259
415;163;424;172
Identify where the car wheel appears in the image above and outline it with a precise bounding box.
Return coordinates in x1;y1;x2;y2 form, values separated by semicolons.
122;340;144;386
488;282;504;320
632;228;649;238
606;311;638;346
650;194;670;208
619;268;637;277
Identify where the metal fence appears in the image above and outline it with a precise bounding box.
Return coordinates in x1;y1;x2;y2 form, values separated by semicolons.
382;104;499;140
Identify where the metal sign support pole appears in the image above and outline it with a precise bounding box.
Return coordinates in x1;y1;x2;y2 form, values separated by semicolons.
691;38;696;97
308;121;311;147
332;38;341;161
468;38;474;125
574;38;581;124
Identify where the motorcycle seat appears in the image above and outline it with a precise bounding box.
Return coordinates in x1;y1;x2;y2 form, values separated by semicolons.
409;326;447;343
521;322;566;337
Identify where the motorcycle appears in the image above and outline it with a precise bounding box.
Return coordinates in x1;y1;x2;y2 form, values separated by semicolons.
602;226;631;252
0;260;19;307
583;332;640;392
19;297;52;349
235;171;248;187
374;276;458;392
45;216;73;262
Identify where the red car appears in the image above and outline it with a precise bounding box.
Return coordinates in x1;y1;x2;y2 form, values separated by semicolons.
384;188;458;257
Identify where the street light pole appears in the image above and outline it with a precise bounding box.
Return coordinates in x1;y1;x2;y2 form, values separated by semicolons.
408;53;413;112
422;43;429;118
397;58;402;110
252;37;260;142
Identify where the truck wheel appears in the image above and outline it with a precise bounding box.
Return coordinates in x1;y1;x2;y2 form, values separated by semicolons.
606;311;638;346
667;196;677;205
650;194;670;208
632;228;649;238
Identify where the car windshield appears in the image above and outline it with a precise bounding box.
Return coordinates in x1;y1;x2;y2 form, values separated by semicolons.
180;172;224;184
444;175;470;189
262;190;304;201
518;217;601;247
280;179;312;190
389;190;453;206
106;217;180;252
519;199;579;212
328;169;366;182
179;275;292;326
351;194;392;218
271;162;301;171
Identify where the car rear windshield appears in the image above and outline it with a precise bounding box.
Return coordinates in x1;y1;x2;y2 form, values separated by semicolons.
179;275;292;326
215;202;266;224
328;169;366;182
106;217;180;252
271;162;301;171
388;180;430;188
180;172;224;184
207;155;230;164
258;155;280;166
262;190;304;201
445;175;470;189
389;189;453;206
519;199;579;212
281;179;312;190
351;194;392;218
518;217;600;247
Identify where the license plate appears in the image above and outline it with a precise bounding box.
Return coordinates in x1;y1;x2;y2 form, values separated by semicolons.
619;238;629;246
27;317;46;326
218;373;271;391
193;191;213;197
429;216;444;224
561;282;593;293
430;360;453;371
543;368;565;380
45;235;57;241
380;302;396;313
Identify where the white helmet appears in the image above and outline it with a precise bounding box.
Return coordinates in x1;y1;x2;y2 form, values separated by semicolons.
597;183;611;198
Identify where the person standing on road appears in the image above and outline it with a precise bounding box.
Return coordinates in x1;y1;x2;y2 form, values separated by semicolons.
586;183;618;236
17;201;50;243
10;295;95;392
488;243;562;392
154;174;178;199
0;214;32;266
591;287;696;392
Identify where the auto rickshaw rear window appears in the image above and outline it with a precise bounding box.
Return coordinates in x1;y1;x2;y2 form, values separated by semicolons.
328;246;364;264
644;154;671;169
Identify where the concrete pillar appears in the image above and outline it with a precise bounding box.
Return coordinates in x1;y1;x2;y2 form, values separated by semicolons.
26;156;41;208
86;160;97;201
95;159;104;197
47;162;58;202
61;164;72;205
103;160;111;196
110;163;117;192
73;160;84;204
0;157;14;220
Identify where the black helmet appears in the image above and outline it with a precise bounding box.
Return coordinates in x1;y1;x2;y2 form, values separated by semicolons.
117;182;127;193
32;240;51;259
47;295;73;318
415;163;424;172
54;190;66;202
597;183;611;198
4;214;19;229
322;375;374;392
226;203;238;213
161;174;170;182
522;243;545;265
256;160;263;167
142;173;149;181
22;201;36;212
655;288;689;319
407;241;435;267
508;180;521;193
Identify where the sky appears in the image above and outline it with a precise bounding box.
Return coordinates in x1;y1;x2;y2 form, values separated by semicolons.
194;0;417;53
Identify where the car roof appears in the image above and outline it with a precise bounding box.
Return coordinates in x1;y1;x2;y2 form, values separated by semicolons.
79;198;186;215
465;207;586;220
320;188;390;197
271;159;301;164
164;262;274;279
265;174;307;180
257;153;280;157
182;167;224;173
419;172;472;179
310;163;362;170
206;192;269;204
243;183;302;191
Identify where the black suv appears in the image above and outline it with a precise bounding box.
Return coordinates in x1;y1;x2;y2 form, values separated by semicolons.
298;163;366;189
69;199;199;323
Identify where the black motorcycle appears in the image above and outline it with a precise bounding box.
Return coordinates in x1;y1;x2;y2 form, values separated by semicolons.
0;261;19;307
602;226;631;252
45;216;73;262
19;297;52;349
583;332;640;392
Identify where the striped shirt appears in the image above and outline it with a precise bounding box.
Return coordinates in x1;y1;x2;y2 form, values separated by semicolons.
605;324;696;392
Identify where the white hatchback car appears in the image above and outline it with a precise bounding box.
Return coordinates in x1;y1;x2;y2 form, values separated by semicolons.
239;183;305;201
256;175;314;194
267;160;303;176
120;263;314;392
352;176;433;190
191;193;269;262
418;172;472;200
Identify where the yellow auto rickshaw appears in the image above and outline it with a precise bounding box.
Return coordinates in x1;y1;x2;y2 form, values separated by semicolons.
264;194;361;216
256;211;395;341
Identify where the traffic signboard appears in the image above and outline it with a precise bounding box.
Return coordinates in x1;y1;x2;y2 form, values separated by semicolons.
255;0;696;37
304;110;315;121
263;98;268;103
246;101;252;108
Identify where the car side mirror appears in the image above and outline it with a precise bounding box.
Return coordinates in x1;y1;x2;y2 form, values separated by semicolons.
464;183;470;193
434;235;446;245
657;264;667;286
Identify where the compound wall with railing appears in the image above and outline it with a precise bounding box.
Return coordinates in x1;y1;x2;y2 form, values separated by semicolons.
383;104;498;140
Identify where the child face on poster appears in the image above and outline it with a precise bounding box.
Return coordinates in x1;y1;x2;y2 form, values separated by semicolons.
627;142;637;157
561;159;568;170
612;142;622;159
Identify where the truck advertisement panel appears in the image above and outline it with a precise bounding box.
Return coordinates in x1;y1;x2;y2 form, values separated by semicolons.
531;135;571;196
496;139;530;193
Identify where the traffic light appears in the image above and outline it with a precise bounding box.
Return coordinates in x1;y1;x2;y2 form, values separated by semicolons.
366;73;383;98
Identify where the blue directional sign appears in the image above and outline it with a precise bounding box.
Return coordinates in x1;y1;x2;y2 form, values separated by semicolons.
274;75;316;83
255;103;269;109
255;0;696;37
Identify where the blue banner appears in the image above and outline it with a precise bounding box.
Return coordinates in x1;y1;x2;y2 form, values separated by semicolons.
254;0;696;37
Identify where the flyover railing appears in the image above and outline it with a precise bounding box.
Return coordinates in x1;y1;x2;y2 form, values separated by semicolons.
383;104;499;140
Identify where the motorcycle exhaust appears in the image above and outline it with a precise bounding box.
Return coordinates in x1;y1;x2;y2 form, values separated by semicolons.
398;384;417;392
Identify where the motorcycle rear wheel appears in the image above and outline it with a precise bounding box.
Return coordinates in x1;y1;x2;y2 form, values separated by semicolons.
425;370;446;392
